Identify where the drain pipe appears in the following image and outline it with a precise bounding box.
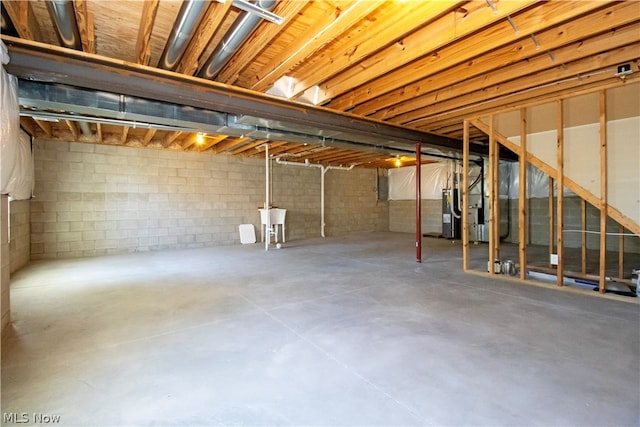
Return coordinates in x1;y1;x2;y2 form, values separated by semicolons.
276;158;354;237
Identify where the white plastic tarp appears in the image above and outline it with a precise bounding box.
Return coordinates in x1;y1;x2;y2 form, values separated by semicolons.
1;40;19;194
0;40;33;200
389;162;449;200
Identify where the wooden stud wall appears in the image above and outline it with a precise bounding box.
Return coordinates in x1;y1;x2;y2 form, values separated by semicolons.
461;84;638;298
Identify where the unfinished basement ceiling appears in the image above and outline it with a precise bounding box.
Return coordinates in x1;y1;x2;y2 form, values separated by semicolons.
2;0;639;168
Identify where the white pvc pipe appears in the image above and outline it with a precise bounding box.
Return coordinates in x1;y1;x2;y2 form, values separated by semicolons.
275;158;353;237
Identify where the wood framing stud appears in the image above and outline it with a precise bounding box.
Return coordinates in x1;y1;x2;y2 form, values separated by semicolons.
598;90;607;293
462;120;470;272
518;108;527;280
556;100;564;287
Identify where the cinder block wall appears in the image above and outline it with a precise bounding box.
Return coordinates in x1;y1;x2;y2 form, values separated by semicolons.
389;200;441;234
31;140;387;259
9;199;30;273
1;195;10;332
506;196;640;253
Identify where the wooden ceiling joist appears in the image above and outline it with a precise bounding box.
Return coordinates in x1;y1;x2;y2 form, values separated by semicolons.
75;0;95;54
162;130;182;148
2;1;41;41
135;0;159;65
362;5;640;118
250;0;383;93
64;120;79;140
395;42;640;126
179;0;232;76
288;1;463;100
327;0;611;111
217;1;309;84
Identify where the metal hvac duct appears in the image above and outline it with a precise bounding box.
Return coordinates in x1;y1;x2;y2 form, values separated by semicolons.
1;5;18;37
46;0;82;50
198;0;277;80
157;0;210;70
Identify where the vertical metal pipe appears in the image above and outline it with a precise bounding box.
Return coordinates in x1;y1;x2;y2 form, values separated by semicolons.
416;142;422;263
265;143;270;251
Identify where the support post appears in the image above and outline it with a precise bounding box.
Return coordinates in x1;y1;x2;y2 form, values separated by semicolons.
462;120;470;272
519;108;527;280
599;90;607;293
265;143;270;251
548;177;554;268
556;100;564;286
488;115;497;275
416;142;422;263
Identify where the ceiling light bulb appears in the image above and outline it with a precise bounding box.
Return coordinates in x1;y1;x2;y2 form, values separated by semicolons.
395;158;402;167
196;133;205;144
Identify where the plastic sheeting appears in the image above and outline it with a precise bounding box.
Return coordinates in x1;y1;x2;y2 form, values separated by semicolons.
389;162;449;200
0;40;32;200
389;159;569;201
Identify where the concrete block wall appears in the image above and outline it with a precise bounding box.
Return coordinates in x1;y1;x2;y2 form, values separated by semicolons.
506;196;640;253
389;200;441;234
9;199;30;273
1;195;10;332
31;140;388;259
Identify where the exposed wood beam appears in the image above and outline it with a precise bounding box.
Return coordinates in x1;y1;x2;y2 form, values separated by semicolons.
230;139;266;155
135;0;159;65
199;134;227;151
33;119;52;137
120;126;130;145
393;42;640;126
19;117;37;136
162;131;182;148
367;18;640;119
212;137;249;154
418;71;639;130
96;123;102;143
142;128;156;146
250;1;383;92
182;134;198;150
556;100;564;287
519;108;527;280
245;142;287;158
74;0;95;54
598;90;607;293
549;177;555;269
218;1;309;84
289;1;462;100
2;1;41;41
324;0;548;109
179;0;232;76
64;120;79;140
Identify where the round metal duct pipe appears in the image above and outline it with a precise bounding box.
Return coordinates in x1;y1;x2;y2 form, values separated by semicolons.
198;0;277;80
46;0;82;50
158;0;210;71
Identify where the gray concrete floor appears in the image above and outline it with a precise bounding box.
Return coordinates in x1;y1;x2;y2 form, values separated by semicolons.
2;232;639;426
